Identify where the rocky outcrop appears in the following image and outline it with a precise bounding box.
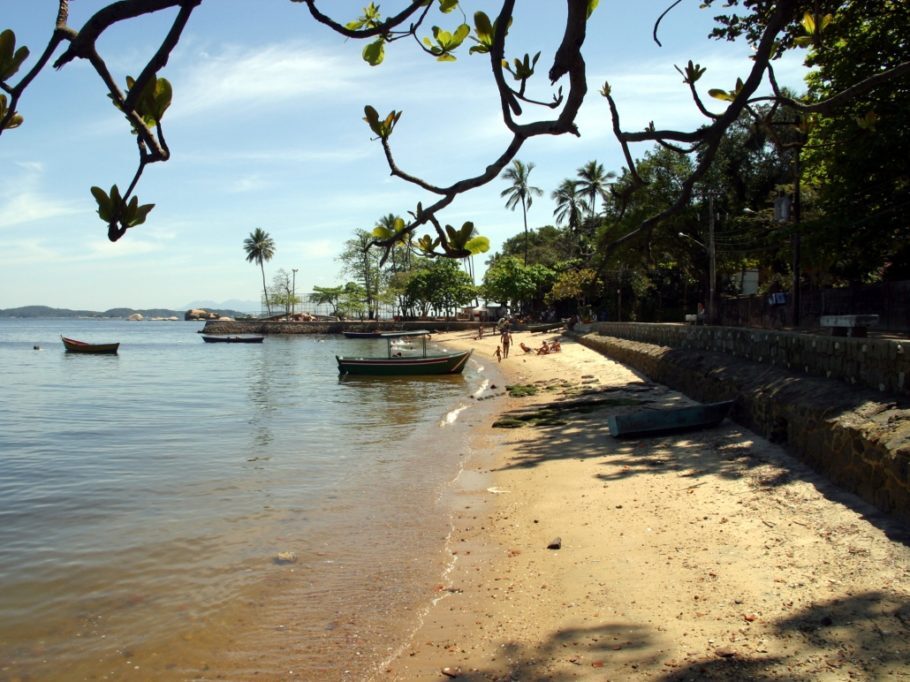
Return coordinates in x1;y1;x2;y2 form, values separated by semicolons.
185;308;219;321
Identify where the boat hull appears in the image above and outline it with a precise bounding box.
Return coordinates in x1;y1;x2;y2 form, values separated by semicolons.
201;335;264;343
61;336;119;354
342;331;384;339
336;349;472;376
607;400;733;438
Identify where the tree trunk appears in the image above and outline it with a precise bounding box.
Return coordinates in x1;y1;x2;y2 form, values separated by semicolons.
260;262;271;315
521;197;529;264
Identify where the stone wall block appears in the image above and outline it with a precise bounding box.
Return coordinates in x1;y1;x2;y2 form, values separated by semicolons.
575;331;910;524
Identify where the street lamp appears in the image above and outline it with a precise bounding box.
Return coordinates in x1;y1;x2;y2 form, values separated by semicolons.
681;196;717;323
291;268;298;315
679;201;716;325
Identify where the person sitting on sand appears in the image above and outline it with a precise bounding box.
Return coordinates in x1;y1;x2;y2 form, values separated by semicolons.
519;342;534;354
537;341;550;355
550;339;561;352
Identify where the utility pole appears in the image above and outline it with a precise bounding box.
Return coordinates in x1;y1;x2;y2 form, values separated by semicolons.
791;151;801;328
707;195;716;325
291;268;298;315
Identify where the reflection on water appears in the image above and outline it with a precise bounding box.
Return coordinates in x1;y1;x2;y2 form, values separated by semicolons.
0;320;485;679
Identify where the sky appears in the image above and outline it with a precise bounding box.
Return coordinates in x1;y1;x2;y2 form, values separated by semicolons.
0;1;809;312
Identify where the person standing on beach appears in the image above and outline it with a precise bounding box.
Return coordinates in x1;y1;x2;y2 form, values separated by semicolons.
500;327;512;358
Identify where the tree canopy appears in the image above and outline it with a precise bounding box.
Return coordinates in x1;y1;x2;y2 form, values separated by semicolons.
1;0;907;281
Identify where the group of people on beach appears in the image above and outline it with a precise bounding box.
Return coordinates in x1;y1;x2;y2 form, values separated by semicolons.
521;338;560;355
492;324;561;363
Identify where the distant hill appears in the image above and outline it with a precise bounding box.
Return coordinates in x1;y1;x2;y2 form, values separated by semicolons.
183;298;261;314
0;305;252;319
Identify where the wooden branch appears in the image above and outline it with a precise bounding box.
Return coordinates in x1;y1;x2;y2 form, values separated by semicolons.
0;0;76;134
123;2;199;114
549;0;587;84
302;0;430;39
780;60;910;115
53;0;191;69
602;0;800;250
653;0;684;48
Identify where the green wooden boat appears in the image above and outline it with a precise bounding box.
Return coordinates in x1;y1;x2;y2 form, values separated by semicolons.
336;331;472;376
607;400;733;438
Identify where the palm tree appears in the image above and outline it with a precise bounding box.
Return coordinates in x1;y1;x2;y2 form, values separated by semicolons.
552;178;587;258
552;179;586;229
576;160;615;218
500;159;543;263
243;227;276;316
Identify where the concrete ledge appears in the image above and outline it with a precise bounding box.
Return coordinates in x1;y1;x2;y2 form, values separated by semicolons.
571;331;910;524
582;321;910;396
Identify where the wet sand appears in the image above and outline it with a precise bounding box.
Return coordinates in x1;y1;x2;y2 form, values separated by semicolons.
382;328;910;680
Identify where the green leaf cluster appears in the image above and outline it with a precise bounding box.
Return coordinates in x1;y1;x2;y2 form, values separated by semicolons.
0;29;29;81
469;12;510;55
444;221;489;255
346;3;383;31
415;234;440;254
794;12;834;48
0;94;23;130
679;60;706;85
708;77;744;103
363;105;401;139
504;51;540;82
125;75;173;128
362;39;385;66
90;185;155;229
423;23;470;61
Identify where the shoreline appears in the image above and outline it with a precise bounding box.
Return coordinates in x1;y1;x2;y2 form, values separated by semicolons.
381;329;910;680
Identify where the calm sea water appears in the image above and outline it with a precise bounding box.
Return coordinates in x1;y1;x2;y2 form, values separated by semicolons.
0;319;494;680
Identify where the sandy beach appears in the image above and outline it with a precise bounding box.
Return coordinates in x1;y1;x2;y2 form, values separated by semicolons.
382;328;910;680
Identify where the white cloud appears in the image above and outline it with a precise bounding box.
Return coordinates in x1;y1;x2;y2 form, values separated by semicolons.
0;161;85;228
176;144;373;166
171;41;366;118
0;238;63;265
299;239;337;260
83;237;166;259
0;192;84;229
228;174;269;193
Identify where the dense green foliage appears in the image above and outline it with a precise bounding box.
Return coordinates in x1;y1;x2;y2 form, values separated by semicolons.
801;0;910;280
4;1;907;318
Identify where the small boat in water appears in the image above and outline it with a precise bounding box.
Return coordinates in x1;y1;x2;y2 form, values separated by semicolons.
607;400;734;438
61;336;120;354
342;330;384;338
202;335;264;343
336;331;471;376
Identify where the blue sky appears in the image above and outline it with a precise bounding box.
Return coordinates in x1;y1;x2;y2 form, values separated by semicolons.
1;1;807;311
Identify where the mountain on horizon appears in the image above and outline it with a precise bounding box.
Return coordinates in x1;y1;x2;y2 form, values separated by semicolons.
182;298;261;313
0;305;252;319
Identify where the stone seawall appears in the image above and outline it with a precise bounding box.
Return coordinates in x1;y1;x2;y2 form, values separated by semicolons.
580;322;910;397
572;331;910;524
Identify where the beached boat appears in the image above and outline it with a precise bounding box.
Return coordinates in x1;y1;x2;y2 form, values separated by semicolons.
342;330;384;338
518;321;565;333
61;336;120;354
201;335;264;343
336;331;472;376
607;400;734;438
